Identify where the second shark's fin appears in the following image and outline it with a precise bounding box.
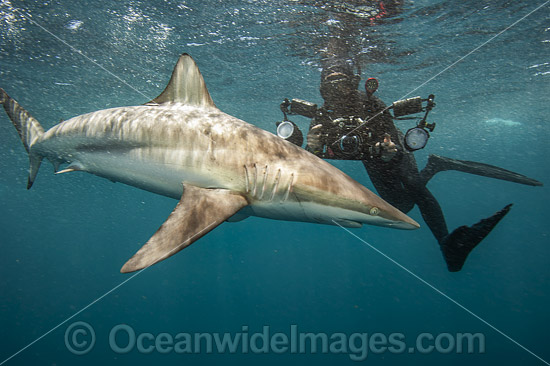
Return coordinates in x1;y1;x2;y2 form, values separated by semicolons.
147;53;216;108
420;154;543;187
120;184;248;273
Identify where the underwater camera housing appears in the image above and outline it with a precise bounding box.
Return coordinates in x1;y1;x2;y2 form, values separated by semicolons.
276;98;378;160
319;115;377;160
275;92;436;159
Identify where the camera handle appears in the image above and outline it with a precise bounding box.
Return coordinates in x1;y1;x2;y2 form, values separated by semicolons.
280;98;291;121
417;94;436;132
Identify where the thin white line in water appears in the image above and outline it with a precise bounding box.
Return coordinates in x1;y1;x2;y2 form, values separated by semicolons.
11;7;152;101
0;219;220;365
333;220;549;366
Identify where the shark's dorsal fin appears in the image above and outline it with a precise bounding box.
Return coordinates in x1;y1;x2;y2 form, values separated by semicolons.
148;53;216;107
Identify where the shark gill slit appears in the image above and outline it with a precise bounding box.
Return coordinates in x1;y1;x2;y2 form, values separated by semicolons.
258;164;268;201
270;169;282;202
283;173;294;202
252;163;258;197
244;165;250;193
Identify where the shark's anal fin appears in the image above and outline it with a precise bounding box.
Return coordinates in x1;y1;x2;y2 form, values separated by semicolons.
120;184;248;273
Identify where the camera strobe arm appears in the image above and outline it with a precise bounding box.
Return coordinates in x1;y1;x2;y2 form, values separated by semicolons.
280;98;319;119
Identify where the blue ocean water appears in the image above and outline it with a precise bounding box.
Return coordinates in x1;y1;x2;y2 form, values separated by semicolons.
0;0;549;365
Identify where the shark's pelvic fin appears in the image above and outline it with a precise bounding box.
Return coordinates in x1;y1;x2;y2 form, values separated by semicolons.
120;184;248;273
1;88;45;189
147;54;216;108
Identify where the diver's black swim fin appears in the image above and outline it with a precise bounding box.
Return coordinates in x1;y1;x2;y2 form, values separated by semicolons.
420;154;543;187
440;204;512;272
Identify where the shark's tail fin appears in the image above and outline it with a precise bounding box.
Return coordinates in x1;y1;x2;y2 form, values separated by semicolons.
1;88;45;189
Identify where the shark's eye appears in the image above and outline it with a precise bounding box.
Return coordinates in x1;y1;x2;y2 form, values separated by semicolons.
369;207;380;216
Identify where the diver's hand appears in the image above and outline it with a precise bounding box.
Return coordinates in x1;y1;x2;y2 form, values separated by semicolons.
307;124;323;154
375;135;398;162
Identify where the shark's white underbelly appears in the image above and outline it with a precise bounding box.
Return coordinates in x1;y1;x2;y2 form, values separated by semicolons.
71;149;230;199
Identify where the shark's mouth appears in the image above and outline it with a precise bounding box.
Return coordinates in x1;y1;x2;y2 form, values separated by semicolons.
331;218;362;228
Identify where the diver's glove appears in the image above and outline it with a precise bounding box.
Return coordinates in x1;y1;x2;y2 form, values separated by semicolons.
375;134;398;162
307;124;324;155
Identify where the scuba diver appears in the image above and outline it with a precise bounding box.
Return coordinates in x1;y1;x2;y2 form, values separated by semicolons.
275;1;543;272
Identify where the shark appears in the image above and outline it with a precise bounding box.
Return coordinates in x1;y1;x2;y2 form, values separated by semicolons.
0;53;419;273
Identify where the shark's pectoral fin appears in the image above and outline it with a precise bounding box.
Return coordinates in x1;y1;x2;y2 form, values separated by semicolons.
120;184;248;273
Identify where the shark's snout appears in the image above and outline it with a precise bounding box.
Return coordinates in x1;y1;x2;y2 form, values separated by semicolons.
350;184;420;230
381;205;420;230
356;207;420;230
384;217;420;230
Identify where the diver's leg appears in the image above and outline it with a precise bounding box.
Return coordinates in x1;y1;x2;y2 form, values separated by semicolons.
400;156;513;272
407;177;513;271
394;151;451;241
366;153;513;272
403;181;449;243
362;160;415;213
419;154;542;187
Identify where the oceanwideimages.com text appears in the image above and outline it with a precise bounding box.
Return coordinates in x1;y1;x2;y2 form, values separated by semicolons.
65;322;485;360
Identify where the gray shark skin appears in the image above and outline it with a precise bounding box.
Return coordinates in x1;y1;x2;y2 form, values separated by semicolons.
0;54;419;273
